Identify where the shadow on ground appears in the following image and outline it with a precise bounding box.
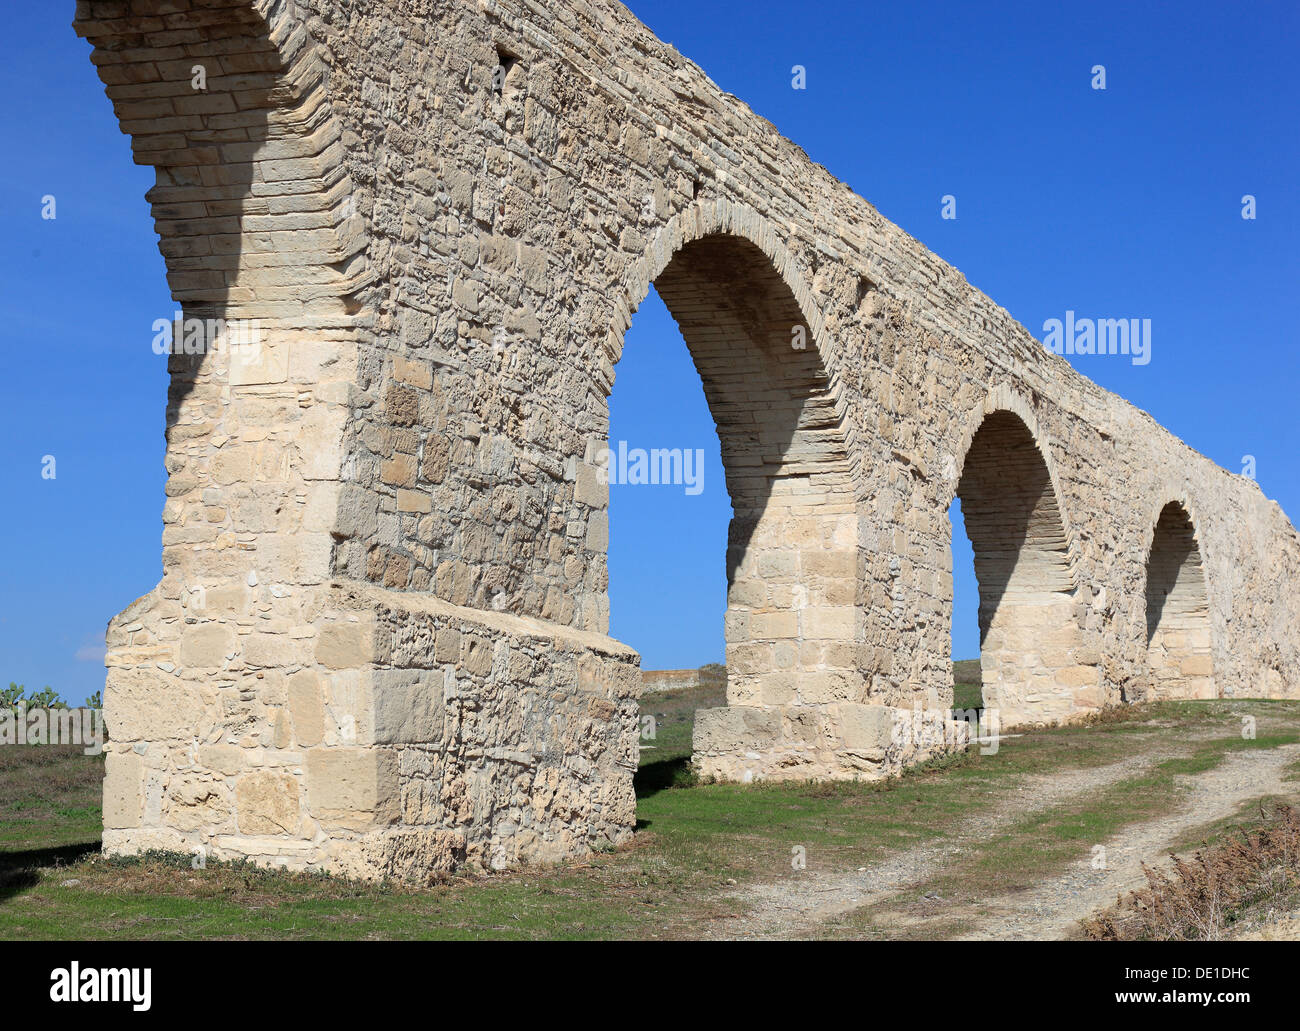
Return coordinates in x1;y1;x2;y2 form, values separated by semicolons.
0;841;100;902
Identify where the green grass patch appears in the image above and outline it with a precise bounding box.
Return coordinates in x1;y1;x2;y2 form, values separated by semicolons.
951;658;982;710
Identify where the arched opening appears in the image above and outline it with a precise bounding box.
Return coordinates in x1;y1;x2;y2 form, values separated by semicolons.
77;0;368;619
609;284;730;781
608;231;856;779
952;409;1096;725
608;284;728;668
1145;502;1216;699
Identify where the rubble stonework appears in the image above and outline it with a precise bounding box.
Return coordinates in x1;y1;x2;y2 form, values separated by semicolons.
77;0;1300;877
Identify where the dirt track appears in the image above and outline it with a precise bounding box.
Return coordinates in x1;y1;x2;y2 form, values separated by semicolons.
706;743;1300;940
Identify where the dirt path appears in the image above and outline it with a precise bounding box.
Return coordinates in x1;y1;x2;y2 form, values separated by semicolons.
705;743;1300;941
705;752;1164;940
956;743;1300;940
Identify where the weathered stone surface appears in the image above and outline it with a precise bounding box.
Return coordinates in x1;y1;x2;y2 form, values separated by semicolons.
693;705;780;752
236;771;300;836
315;620;375;670
840;704;895;753
370;669;443;744
81;0;1299;881
102;751;142;830
305;747;395;830
286;671;325;748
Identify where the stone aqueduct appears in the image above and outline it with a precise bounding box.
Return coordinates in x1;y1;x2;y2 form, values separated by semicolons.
78;0;1300;880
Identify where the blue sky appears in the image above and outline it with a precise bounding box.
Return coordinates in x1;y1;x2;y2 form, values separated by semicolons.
1;3;1296;697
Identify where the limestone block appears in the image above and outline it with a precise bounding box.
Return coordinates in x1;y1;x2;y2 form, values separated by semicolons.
393;356;433;390
693;705;780;753
103;751;143;829
236;770;301;836
759;672;796;705
199;743;245;776
802;606;854;639
229;340;288;385
573;462;608;508
106;667;206;741
315;619;375;669
434;627;461;663
287;670;325;747
1180;654;1215;676
371;669;443;744
168;775;233;832
396;489;432;513
839;703;895;753
243;632;308;668
1054;665;1100;687
381;452;418;487
305;747;399;829
179;622;235;667
751;611;798;639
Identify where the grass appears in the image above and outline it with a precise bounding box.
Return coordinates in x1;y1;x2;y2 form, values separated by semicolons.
635;677;725;790
929;732;1298;897
951;657;982;710
0;744;103;851
3;690;1299;940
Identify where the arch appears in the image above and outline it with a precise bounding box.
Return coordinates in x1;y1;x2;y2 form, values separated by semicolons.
76;2;369;322
610;202;834;390
1143;499;1217;699
75;1;371;593
609;218;858;716
76;2;372;586
947;384;1079;586
948;392;1097;725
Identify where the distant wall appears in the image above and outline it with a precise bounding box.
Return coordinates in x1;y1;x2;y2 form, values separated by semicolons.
641;669;702;693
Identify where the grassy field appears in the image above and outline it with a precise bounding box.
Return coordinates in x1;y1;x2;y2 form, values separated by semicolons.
952;658;983;710
3;677;1299;940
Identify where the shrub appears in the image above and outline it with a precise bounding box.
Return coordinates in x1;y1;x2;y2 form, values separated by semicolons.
3;682;69;710
1083;803;1300;940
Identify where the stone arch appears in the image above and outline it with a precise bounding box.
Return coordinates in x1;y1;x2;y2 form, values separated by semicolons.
1143;499;1217;699
612;201;830;367
947;385;1078;580
77;2;369;319
76;1;372;585
608;207;858;731
948;388;1098;725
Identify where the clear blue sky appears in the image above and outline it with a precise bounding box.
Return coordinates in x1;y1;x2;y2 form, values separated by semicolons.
1;3;1295;698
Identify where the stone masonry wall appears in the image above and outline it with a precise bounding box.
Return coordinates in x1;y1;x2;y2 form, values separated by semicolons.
78;0;1300;878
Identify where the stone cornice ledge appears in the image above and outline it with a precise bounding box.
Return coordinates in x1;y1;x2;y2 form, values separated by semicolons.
326;580;642;663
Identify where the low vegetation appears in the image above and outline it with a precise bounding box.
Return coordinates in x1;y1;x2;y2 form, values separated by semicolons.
2;672;1298;940
951;658;983;711
1083;802;1300;941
